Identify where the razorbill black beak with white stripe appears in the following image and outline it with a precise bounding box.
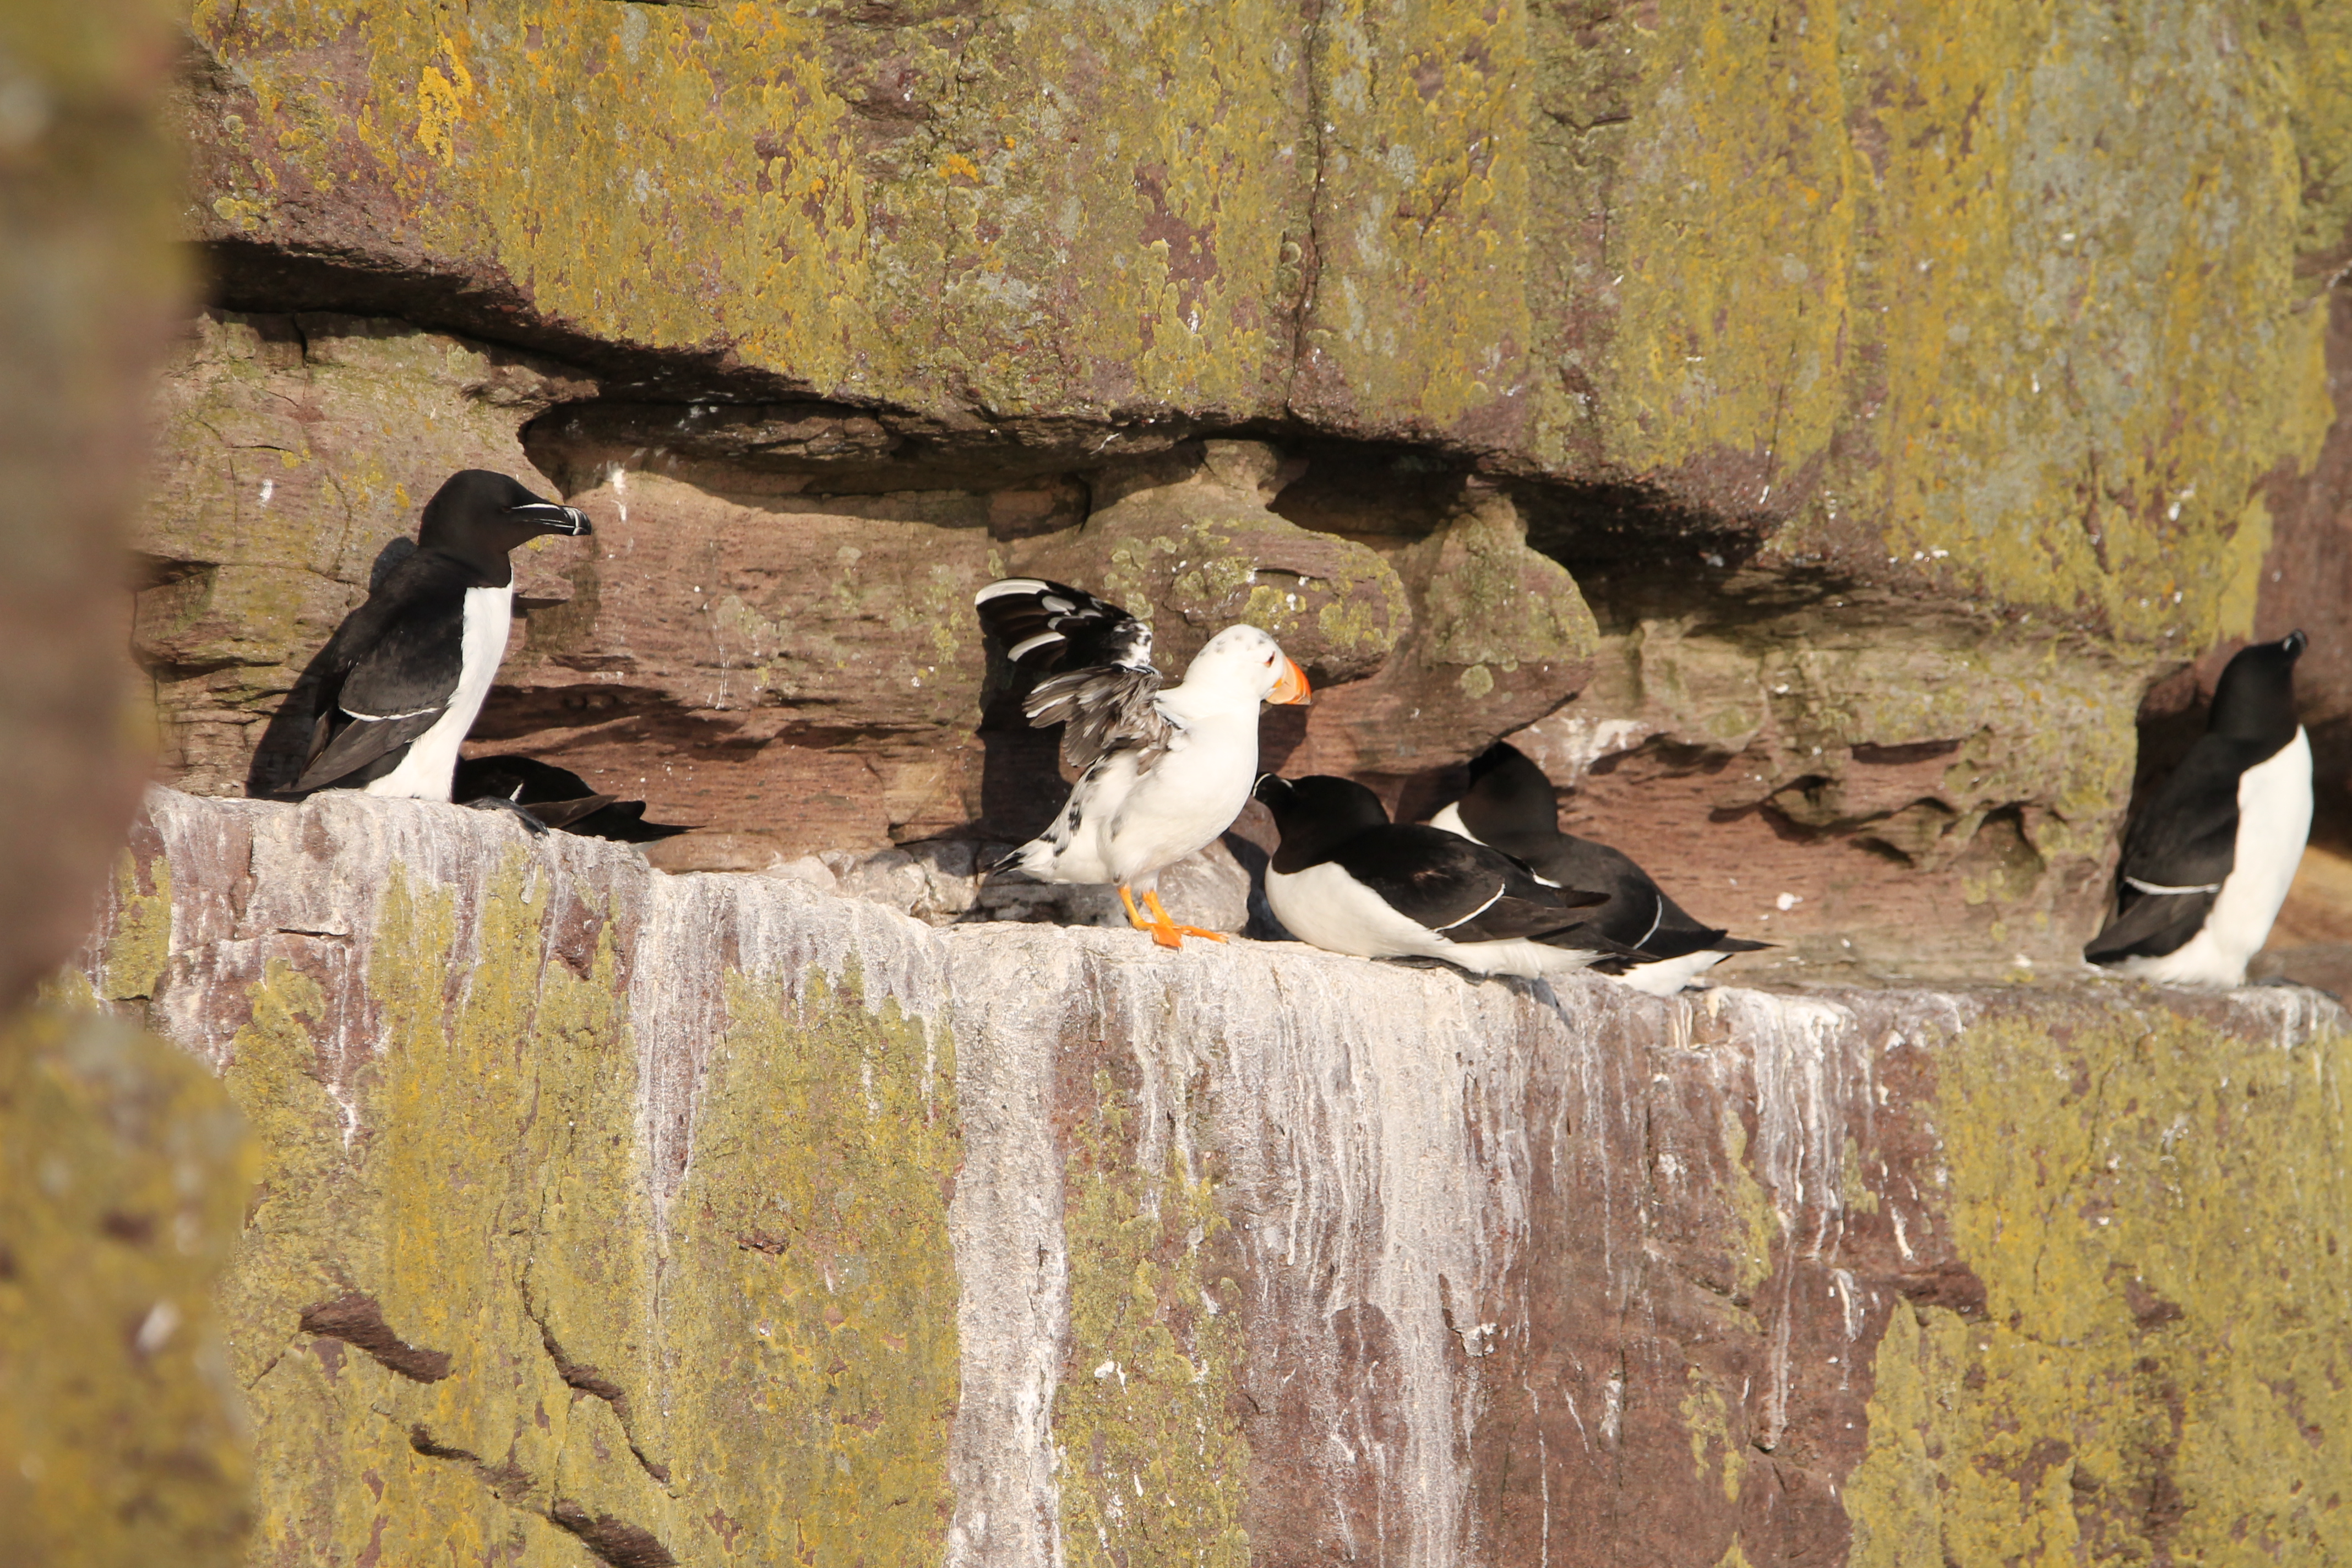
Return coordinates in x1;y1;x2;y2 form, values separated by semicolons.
1427;741;1768;994
2084;629;2312;987
975;576;1310;948
288;470;594;802
1254;773;1626;979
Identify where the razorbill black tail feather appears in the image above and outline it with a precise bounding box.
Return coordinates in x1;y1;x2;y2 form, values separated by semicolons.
1427;741;1768;994
1254;774;1626;979
974;577;1310;948
291;471;592;801
2085;630;2311;988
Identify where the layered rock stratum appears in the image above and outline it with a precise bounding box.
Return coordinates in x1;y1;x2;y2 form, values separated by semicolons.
66;787;2352;1566
133;0;2352;978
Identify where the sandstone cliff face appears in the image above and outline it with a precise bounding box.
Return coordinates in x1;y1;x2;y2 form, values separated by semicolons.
134;0;2352;975
75;788;2352;1566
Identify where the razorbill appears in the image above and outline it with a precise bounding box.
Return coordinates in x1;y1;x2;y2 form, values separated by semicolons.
1428;741;1768;994
1254;774;1621;978
2084;630;2312;988
452;755;693;843
974;576;1311;948
292;471;591;801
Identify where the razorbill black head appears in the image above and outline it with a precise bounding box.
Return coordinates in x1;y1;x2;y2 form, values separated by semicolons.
1253;772;1620;980
973;576;1308;948
2084;629;2312;987
1426;741;1769;994
1253;774;1389;867
417;469;594;586
2206;628;2305;743
287;472;594;802
1448;741;1563;858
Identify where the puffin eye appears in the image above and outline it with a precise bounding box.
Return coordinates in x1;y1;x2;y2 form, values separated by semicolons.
1264;654;1275;666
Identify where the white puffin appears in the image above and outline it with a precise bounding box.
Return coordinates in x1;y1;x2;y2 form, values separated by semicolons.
2084;629;2312;988
974;578;1311;948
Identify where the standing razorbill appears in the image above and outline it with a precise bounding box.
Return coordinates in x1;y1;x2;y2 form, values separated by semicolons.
974;576;1311;948
2084;630;2312;987
1254;774;1619;979
292;471;591;799
1429;742;1767;994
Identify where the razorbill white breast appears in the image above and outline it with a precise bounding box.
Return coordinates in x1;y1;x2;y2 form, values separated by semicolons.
2084;629;2312;988
1428;741;1768;994
292;471;591;802
975;576;1311;948
1254;773;1620;978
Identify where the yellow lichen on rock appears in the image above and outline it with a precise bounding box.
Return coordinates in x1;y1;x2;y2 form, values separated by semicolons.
1556;0;2343;640
204;850;962;1564
1849;1005;2352;1563
1299;0;1537;433
661;971;959;1561
1057;1064;1251;1567
0;1008;257;1568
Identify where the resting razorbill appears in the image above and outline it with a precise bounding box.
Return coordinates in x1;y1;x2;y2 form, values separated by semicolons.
1429;741;1767;994
451;755;693;843
1254;774;1620;978
293;471;591;800
2084;630;2312;988
975;577;1311;948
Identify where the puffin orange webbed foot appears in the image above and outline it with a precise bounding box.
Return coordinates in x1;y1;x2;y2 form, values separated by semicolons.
1142;891;1228;945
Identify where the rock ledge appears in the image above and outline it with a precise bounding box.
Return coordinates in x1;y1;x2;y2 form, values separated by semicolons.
75;788;2352;1567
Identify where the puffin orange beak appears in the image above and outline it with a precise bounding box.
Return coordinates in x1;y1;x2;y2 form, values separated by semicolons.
1269;656;1311;706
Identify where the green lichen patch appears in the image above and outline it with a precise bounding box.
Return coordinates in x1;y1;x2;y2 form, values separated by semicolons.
1849;1006;2352;1564
0;1006;257;1567
211;853;962;1565
1056;1061;1251;1567
1573;0;2338;641
660;968;960;1562
1303;0;1536;434
1015;450;1409;682
99;846;172;1002
1412;493;1598;673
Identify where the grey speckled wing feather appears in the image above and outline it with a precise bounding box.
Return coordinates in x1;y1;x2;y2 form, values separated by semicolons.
1023;665;1174;772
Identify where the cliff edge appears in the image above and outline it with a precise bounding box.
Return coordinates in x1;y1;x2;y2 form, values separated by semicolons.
67;787;2352;1566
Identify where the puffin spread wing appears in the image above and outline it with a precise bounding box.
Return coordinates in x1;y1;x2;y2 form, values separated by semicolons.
294;558;475;790
1023;666;1173;771
975;577;1174;770
973;577;1155;672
